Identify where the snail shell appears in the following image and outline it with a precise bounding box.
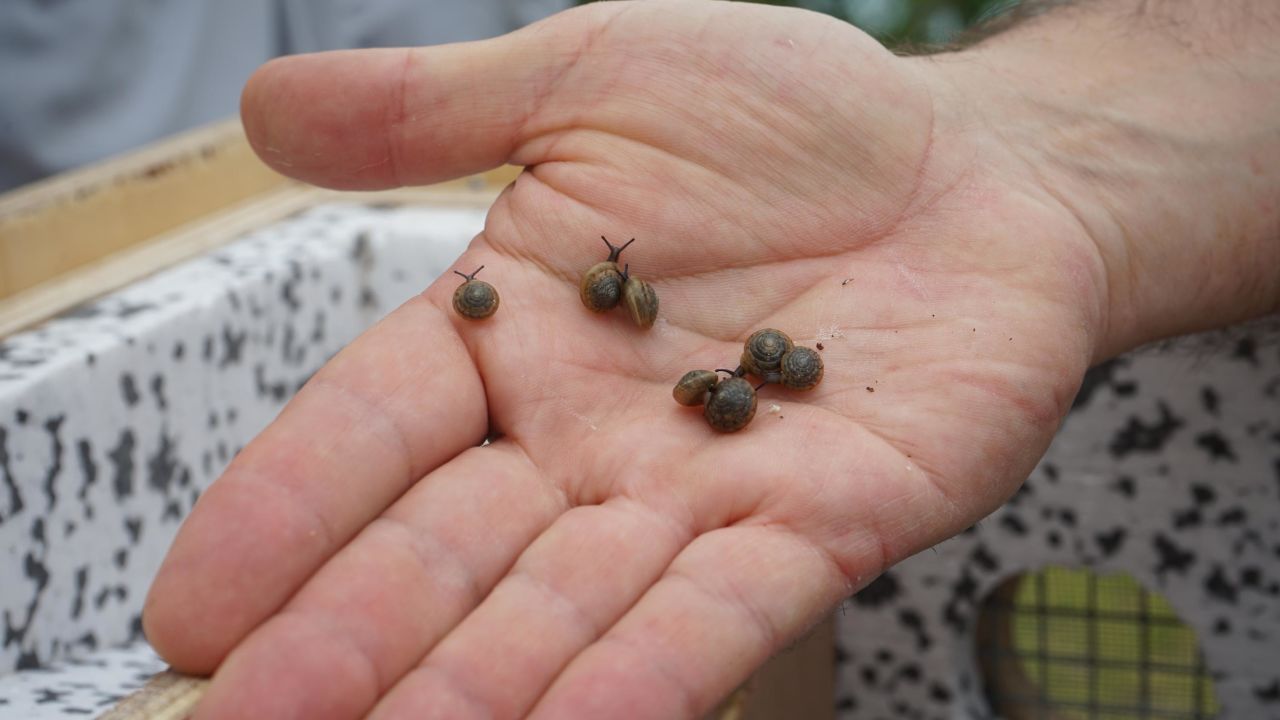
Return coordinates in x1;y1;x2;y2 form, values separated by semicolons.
451;266;499;320
703;377;757;432
579;236;636;312
779;346;824;390
580;262;623;312
622;270;659;329
740;328;794;378
673;369;719;406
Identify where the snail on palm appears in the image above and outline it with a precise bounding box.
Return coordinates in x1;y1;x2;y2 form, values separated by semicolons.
579;236;633;312
580;236;659;328
703;375;757;433
740;328;793;378
621;265;659;329
672;367;756;432
451;266;499;320
672;329;824;434
672;369;719;406
777;345;824;390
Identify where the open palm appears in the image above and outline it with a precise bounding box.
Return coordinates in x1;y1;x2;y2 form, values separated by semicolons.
144;3;1106;718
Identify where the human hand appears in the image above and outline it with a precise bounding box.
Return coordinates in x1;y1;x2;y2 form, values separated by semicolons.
142;2;1133;718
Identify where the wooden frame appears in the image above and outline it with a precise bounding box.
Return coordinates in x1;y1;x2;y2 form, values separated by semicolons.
0;118;517;338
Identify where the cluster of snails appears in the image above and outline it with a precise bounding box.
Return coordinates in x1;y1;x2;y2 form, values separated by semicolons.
451;236;660;330
673;329;824;432
578;236;659;328
449;241;825;435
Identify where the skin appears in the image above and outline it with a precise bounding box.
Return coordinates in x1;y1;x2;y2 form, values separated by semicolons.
141;1;1280;718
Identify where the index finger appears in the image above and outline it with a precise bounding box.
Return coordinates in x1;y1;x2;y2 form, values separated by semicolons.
143;287;490;673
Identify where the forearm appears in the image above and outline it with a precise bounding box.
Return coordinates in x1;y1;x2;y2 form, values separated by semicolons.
923;0;1280;360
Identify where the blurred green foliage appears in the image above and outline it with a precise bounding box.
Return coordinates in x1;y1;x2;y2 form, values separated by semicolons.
575;0;1022;47
759;0;1020;45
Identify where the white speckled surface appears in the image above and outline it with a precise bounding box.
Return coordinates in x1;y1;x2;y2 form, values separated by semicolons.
0;641;165;717
834;337;1280;718
0;203;485;700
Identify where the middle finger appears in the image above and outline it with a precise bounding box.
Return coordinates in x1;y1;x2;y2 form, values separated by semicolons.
192;440;565;720
367;495;691;719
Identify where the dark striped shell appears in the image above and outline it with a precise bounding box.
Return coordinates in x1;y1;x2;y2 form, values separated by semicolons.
580;236;636;312
580;262;624;312
452;268;499;320
623;276;658;329
740;328;794;378
779;346;824;390
673;369;719;406
703;377;757;432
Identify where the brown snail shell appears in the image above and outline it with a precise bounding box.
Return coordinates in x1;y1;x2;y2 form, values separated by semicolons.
740;328;793;378
703;376;757;432
673;369;719;406
579;236;635;312
451;266;499;320
580;262;623;312
622;266;658;329
779;346;824;390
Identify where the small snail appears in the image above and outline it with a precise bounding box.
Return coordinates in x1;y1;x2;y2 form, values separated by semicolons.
740;328;793;378
579;236;634;312
778;346;824;390
451;266;499;319
673;369;719;406
621;265;659;329
704;376;757;433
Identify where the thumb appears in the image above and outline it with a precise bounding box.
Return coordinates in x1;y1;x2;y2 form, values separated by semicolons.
239;7;601;190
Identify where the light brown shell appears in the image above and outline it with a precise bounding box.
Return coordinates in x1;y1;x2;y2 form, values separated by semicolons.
623;276;659;329
579;261;623;312
703;377;757;432
779;346;824;390
452;268;499;320
740;328;794;378
673;369;719;406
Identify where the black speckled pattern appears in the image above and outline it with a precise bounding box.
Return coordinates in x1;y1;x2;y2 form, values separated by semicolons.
835;343;1280;717
0;204;484;690
0;642;165;718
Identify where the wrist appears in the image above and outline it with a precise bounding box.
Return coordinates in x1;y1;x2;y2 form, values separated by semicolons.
918;3;1280;360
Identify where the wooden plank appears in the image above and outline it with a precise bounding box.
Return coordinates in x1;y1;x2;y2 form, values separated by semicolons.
740;616;834;720
0;119;291;299
0;182;510;339
707;617;835;720
0;113;520;338
98;672;208;720
0;114;521;325
0;184;308;338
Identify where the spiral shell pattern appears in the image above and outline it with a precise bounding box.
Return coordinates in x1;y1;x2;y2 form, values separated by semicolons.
779;346;824;390
452;267;499;320
740;328;794;378
703;377;757;432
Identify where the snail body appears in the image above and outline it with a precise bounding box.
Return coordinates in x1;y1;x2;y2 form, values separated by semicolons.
779;346;824;390
451;266;499;320
740;328;793;378
674;330;822;433
704;377;757;432
622;267;659;329
673;369;719;406
579;236;635;313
